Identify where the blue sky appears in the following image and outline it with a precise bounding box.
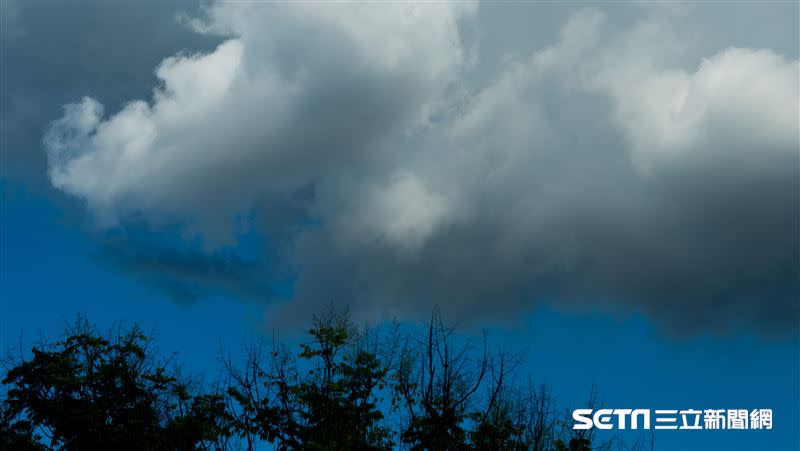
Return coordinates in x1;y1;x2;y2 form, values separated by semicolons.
2;2;799;450
3;180;797;450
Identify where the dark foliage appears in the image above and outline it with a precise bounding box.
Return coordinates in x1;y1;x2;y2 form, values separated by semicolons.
224;307;391;450
1;318;230;451
1;312;642;451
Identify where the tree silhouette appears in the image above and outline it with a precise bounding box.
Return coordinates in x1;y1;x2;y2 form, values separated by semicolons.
1;311;637;450
389;309;507;449
224;306;391;450
1;318;230;451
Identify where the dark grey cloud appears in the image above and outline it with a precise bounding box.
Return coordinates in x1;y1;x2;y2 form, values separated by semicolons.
95;237;274;304
32;2;800;336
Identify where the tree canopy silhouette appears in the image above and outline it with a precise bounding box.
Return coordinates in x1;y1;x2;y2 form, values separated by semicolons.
1;311;644;450
224;307;391;450
1;318;230;451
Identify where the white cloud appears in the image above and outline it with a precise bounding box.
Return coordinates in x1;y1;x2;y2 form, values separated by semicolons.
45;2;475;245
357;173;451;253
44;3;799;334
591;46;798;172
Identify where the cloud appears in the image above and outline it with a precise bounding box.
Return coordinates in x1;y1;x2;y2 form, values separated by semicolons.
43;3;798;336
96;237;274;304
44;2;474;245
1;1;219;186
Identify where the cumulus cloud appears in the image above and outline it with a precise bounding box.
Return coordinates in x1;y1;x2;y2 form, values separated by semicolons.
44;3;799;335
45;2;474;244
2;1;218;187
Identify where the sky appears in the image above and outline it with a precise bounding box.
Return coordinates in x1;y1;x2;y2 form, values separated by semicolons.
1;1;798;450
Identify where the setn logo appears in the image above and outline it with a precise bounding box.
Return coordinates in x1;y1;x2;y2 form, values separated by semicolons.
572;408;772;430
572;409;650;430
